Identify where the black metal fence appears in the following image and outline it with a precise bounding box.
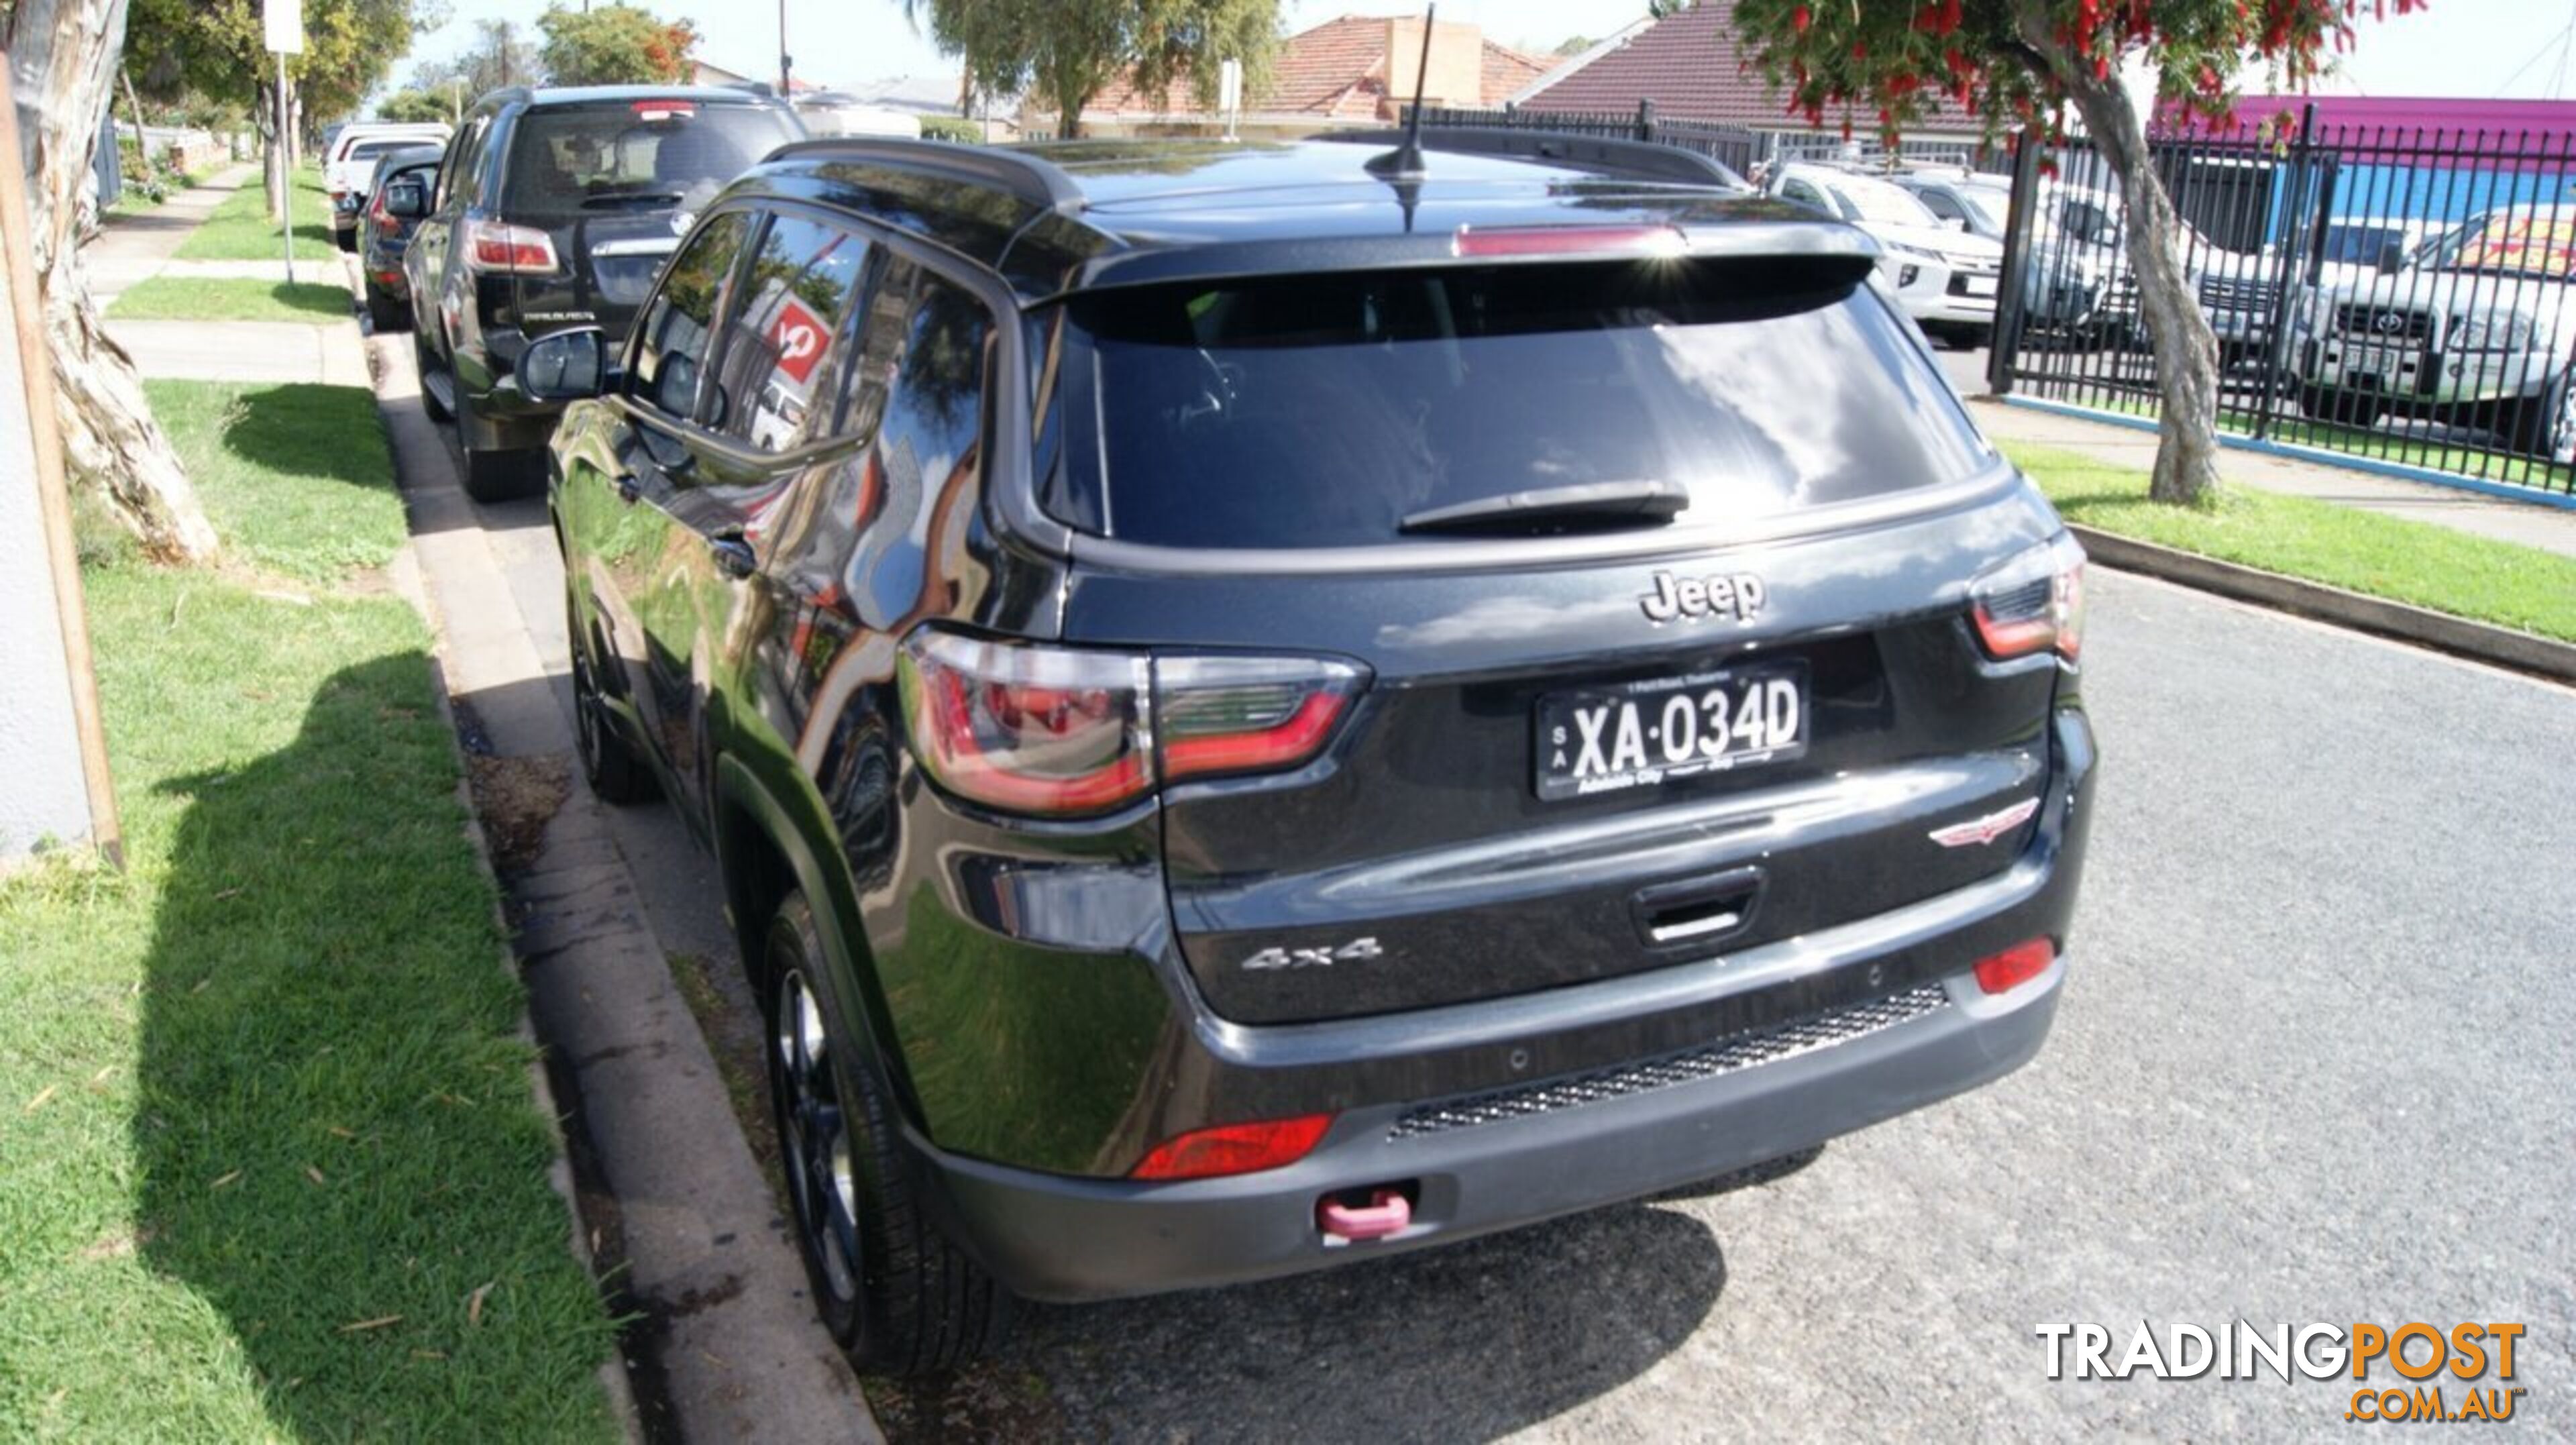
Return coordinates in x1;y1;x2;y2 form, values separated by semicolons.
1992;107;2576;497
1407;103;1997;185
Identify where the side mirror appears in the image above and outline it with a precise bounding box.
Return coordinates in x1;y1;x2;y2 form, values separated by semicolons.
2377;240;2407;274
519;329;608;404
383;180;428;218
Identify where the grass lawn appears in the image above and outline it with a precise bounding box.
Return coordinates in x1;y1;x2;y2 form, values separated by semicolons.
2028;386;2576;496
109;277;353;325
174;167;336;262
0;384;620;1439
2005;440;2576;644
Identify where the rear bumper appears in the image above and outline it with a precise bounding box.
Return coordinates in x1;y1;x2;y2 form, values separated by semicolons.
935;959;2059;1302
918;702;2097;1303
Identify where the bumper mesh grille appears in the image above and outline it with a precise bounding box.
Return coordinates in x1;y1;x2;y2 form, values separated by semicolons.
1385;983;1951;1141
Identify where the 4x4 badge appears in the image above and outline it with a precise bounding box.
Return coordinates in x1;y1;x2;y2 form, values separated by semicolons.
1640;569;1767;625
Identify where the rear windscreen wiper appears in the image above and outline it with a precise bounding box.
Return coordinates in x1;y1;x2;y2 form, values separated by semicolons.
1398;480;1690;535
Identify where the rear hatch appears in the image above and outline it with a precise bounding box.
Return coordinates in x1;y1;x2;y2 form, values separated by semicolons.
500;97;803;340
1046;249;2078;1025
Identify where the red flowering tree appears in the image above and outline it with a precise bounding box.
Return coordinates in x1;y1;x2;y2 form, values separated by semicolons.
1731;0;2422;506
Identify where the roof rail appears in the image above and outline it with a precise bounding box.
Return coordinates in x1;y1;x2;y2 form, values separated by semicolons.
762;137;1086;216
1316;125;1748;190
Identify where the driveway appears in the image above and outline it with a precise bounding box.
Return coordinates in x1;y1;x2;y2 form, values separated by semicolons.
431;402;2573;1436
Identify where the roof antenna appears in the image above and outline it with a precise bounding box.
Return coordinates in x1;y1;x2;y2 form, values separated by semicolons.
1367;2;1438;180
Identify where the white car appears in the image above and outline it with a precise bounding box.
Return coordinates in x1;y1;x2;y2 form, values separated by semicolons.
2296;203;2576;460
325;122;451;252
1770;163;2004;345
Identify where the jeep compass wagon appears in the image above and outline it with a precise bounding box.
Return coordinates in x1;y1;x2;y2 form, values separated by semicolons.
527;131;2099;1373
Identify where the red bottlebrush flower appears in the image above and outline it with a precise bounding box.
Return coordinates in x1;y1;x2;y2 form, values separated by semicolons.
1792;4;1811;34
2094;54;2112;80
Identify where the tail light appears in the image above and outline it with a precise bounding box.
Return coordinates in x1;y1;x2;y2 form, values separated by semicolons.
464;217;559;275
896;629;1367;818
1130;1114;1334;1181
1973;936;2057;995
1972;532;2086;663
368;188;392;227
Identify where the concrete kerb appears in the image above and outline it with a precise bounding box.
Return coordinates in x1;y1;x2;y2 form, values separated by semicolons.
2068;525;2576;688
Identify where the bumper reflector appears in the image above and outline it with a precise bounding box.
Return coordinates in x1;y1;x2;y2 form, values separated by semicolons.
1973;937;2057;995
1130;1113;1334;1181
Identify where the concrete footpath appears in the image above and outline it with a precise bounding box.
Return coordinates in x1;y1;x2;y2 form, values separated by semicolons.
1973;394;2576;560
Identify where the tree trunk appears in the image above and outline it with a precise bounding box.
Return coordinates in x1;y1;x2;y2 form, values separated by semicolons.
2017;5;2222;507
6;0;221;562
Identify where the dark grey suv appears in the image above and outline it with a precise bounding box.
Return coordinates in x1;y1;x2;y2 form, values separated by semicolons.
523;130;2099;1374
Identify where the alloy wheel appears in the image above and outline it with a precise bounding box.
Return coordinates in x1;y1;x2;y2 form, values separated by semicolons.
771;967;861;1307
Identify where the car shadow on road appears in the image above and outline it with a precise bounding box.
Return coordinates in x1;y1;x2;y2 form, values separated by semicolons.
877;1151;1819;1440
131;652;617;1438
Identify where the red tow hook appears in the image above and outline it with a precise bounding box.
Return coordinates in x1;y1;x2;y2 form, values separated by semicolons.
1317;1188;1411;1243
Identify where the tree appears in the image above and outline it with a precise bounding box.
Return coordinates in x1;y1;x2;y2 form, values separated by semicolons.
410;19;541;104
536;5;698;87
376;86;451;123
1551;35;1598;58
906;0;1279;140
7;0;219;559
126;0;431;215
1729;0;2420;507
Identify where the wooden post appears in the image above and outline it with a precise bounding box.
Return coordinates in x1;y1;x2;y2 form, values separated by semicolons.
0;57;123;867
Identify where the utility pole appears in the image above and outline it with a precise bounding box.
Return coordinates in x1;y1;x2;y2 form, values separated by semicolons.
779;0;792;95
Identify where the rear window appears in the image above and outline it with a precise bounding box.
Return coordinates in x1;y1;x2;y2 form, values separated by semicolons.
504;103;801;214
1044;260;1992;549
350;139;421;160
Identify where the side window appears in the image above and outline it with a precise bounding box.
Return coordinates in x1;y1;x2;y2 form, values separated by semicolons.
1782;178;1824;211
710;212;872;452
437;117;486;210
1918;189;1964;222
876;263;994;503
630;211;753;425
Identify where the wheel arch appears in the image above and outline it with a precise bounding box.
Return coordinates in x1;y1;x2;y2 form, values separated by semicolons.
710;753;921;1120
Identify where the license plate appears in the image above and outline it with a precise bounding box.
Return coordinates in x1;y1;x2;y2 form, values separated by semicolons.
1535;663;1810;802
1962;274;1998;298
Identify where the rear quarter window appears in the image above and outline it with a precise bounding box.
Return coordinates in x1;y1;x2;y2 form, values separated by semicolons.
1043;258;1994;550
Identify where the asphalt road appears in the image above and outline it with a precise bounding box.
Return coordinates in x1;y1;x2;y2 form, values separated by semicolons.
457;461;2573;1439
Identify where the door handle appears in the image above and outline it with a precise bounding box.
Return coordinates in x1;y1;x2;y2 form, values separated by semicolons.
707;534;757;580
613;473;640;504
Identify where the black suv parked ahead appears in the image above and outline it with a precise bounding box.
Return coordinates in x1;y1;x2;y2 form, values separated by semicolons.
390;85;804;500
527;132;2099;1374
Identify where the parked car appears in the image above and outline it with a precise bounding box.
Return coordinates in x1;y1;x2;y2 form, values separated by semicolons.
790;91;924;138
325;122;452;252
356;146;447;333
2294;203;2576;459
525;130;2099;1373
388;85;805;500
1893;168;2102;334
1770;162;2005;345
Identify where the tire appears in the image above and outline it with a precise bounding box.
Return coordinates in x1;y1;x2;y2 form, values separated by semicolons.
462;445;541;503
414;332;452;422
365;282;409;334
335;224;357;254
567;590;655;804
2504;376;2576;464
764;892;1010;1375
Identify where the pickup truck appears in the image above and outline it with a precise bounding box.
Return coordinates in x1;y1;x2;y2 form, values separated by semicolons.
2294;203;2576;462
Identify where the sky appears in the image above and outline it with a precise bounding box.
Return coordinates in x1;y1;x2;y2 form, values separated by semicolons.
396;0;2576;106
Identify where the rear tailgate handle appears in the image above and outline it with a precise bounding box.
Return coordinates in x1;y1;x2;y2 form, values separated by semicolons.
1632;867;1764;949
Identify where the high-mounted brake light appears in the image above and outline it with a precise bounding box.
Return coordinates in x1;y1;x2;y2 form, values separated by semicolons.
464;217;559;275
631;99;697;120
1971;533;2086;663
1974;936;2057;995
1452;223;1688;259
897;631;1368;818
1130;1114;1335;1181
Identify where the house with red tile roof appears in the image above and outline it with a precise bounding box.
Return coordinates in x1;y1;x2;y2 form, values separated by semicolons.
1040;14;1556;137
1514;0;1974;136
